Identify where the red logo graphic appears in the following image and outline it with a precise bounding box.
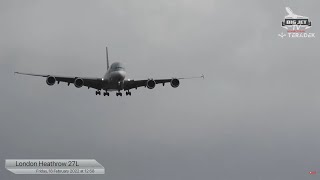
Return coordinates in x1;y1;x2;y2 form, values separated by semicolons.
309;171;317;175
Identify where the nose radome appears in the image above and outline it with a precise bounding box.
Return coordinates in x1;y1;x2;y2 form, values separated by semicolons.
118;71;126;78
112;70;126;80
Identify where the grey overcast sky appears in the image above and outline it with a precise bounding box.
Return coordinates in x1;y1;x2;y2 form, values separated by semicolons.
1;0;320;179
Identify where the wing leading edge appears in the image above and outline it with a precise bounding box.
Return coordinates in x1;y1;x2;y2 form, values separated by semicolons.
15;72;204;93
14;72;103;90
123;75;204;90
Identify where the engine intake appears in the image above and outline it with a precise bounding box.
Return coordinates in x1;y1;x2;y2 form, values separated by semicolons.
46;76;56;86
74;78;84;88
170;78;180;88
146;79;156;89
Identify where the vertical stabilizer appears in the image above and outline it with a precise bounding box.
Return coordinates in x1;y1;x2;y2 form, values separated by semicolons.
106;46;109;70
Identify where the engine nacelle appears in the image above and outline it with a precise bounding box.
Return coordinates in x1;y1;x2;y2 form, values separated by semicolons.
46;76;56;86
74;78;84;88
170;78;180;88
146;79;156;89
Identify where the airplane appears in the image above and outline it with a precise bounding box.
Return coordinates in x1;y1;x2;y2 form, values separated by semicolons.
15;47;204;96
285;7;308;19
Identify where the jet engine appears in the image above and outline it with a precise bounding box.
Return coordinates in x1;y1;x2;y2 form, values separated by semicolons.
170;78;180;88
74;78;84;88
146;79;156;89
46;76;56;86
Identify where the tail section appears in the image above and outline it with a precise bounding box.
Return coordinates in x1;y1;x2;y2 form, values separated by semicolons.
106;46;110;70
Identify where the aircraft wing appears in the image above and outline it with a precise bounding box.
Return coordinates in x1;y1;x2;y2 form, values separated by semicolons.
123;75;204;90
14;72;103;90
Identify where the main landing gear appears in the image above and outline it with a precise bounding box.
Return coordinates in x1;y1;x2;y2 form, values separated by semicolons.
95;90;131;96
116;91;131;96
125;91;131;96
116;92;122;96
103;91;109;96
95;90;109;96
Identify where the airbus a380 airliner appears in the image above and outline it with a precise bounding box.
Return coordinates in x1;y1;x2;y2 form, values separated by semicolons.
15;47;204;96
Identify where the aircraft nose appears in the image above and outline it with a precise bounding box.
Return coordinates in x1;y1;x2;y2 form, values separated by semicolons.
112;70;126;81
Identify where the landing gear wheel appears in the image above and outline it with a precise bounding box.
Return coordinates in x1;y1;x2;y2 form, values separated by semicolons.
95;90;101;95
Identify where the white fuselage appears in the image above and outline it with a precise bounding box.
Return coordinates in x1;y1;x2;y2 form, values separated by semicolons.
103;62;126;83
